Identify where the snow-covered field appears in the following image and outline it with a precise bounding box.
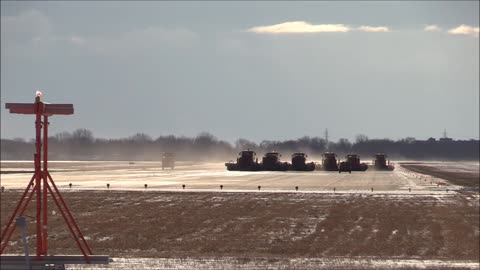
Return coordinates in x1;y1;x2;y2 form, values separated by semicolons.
67;257;479;269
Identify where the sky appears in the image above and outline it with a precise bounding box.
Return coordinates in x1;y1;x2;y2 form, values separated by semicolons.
1;1;479;143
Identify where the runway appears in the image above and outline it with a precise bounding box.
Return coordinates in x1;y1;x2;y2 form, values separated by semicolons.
1;161;470;193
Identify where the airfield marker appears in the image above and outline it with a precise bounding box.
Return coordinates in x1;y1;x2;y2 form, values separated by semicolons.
2;93;100;264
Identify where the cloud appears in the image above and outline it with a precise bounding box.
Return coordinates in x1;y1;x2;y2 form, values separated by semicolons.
247;21;391;34
247;21;351;34
424;25;442;32
1;9;53;44
218;37;248;53
447;24;479;37
1;9;198;56
357;26;390;32
71;26;198;55
69;35;86;45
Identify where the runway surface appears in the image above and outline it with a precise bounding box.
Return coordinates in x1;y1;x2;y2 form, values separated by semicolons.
2;161;475;193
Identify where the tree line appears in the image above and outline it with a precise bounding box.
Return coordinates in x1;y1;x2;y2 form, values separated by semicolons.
1;128;478;161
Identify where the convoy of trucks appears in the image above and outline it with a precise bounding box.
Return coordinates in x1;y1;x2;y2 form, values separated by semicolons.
162;150;394;172
224;150;394;172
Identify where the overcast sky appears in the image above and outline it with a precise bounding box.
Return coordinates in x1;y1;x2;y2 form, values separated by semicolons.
1;1;479;143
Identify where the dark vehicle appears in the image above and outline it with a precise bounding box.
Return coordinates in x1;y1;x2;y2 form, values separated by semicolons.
225;150;261;171
162;152;175;170
373;153;395;171
321;152;339;171
289;153;315;171
339;154;368;173
261;151;289;171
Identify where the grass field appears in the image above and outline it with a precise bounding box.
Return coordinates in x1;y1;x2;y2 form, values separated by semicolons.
1;191;479;269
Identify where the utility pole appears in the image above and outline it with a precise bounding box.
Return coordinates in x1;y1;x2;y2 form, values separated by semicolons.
325;128;329;150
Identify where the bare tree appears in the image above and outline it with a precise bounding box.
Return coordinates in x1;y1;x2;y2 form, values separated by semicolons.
355;134;369;144
71;128;94;144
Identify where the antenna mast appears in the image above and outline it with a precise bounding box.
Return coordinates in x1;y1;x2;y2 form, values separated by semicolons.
325;128;329;150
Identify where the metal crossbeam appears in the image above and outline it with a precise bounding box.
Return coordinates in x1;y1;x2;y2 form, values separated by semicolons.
5;103;74;115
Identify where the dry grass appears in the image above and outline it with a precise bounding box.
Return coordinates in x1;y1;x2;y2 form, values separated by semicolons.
1;190;478;262
401;164;479;188
67;257;479;270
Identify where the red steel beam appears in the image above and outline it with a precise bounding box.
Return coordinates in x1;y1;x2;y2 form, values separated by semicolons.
5;103;73;115
46;183;90;263
5;103;35;114
0;176;36;254
34;101;43;259
42;115;49;255
44;104;74;115
47;172;93;255
0;174;35;240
